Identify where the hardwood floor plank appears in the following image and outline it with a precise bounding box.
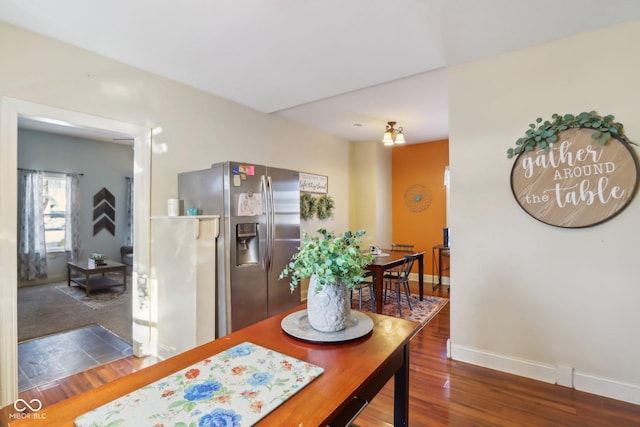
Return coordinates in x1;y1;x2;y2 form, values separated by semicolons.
9;284;640;426
353;285;640;427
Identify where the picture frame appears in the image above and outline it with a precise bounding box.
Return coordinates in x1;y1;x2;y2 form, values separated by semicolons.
300;172;328;194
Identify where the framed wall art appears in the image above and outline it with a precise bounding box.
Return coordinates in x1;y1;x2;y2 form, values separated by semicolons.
300;172;328;194
508;112;639;228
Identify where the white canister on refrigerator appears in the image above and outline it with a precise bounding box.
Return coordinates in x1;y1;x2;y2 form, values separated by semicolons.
167;198;182;216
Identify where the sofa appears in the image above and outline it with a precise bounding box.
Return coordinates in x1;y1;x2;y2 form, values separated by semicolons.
120;246;133;267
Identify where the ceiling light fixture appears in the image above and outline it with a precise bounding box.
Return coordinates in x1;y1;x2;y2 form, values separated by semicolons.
382;121;405;146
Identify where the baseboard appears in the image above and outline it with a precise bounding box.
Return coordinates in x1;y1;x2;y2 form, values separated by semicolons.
573;370;640;405
451;343;556;383
410;273;449;288
18;274;67;287
450;343;640;405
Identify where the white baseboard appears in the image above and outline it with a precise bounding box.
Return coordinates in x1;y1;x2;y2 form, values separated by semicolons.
450;343;640;405
409;273;449;288
451;343;556;383
573;370;640;405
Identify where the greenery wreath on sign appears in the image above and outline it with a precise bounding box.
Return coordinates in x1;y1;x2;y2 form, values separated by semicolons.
507;111;635;159
316;195;335;220
300;193;317;220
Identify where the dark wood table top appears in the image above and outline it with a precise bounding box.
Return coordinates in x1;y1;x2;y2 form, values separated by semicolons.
3;305;419;426
367;249;425;266
67;260;126;273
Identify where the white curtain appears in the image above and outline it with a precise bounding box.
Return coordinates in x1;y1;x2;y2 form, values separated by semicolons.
17;169;48;280
65;173;81;262
125;177;134;246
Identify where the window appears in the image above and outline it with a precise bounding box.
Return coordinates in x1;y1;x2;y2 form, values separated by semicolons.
43;173;67;252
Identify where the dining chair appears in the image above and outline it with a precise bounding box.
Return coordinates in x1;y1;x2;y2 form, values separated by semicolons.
351;271;376;311
383;255;415;317
387;243;415;278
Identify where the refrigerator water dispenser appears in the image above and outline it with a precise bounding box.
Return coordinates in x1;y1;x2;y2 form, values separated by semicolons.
236;223;259;266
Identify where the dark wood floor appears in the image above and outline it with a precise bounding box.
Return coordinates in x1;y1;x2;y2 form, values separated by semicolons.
15;284;640;426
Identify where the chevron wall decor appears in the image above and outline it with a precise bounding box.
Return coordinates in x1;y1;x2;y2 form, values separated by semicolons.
93;187;116;236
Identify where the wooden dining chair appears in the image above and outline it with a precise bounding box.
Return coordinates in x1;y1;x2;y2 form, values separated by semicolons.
351;271;376;311
383;255;415;317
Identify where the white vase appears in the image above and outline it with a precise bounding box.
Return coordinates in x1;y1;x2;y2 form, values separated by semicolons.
306;275;351;332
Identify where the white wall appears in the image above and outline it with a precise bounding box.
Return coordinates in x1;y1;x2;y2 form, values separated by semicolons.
449;20;640;404
18;129;133;281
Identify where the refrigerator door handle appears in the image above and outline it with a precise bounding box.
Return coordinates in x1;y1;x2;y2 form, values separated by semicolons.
267;175;276;272
261;175;270;272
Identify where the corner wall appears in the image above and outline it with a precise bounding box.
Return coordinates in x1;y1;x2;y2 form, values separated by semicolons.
448;20;640;404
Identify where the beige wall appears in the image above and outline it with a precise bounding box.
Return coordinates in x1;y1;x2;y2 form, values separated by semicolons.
0;21;354;403
0;21;351;232
349;140;392;248
449;20;640;404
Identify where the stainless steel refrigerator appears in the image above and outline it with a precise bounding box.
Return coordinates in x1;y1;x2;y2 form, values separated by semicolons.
178;161;301;337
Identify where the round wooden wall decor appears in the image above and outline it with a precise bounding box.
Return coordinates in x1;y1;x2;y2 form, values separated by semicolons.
404;184;432;213
510;128;639;228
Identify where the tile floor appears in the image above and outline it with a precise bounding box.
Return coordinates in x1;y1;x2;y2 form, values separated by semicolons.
18;324;133;392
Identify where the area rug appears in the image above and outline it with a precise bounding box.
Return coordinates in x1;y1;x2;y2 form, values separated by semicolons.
56;283;127;310
352;293;449;325
18;324;133;392
19;280;132;344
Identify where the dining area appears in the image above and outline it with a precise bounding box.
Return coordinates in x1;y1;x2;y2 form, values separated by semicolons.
353;244;427;315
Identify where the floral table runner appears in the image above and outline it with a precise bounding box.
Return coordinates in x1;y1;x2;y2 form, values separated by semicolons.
74;342;324;426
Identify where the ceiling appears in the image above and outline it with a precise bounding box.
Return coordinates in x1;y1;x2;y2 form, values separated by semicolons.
3;0;640;144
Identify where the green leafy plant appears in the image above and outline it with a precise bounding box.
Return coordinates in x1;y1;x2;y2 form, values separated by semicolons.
279;229;374;293
315;195;335;220
300;193;317;220
507;111;634;158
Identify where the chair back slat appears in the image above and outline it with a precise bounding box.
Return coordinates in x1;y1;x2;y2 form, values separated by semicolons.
391;243;414;252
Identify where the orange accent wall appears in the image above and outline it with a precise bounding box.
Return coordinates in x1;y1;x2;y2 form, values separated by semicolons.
392;139;449;275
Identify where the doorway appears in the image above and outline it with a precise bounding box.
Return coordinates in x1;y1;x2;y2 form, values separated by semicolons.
0;98;152;406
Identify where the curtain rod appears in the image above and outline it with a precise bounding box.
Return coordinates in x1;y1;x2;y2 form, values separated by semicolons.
18;167;84;176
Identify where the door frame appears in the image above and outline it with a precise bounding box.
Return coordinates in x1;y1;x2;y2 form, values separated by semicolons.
0;97;152;406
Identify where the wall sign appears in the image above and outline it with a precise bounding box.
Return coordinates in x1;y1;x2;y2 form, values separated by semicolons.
300;172;328;194
93;187;116;235
510;128;639;228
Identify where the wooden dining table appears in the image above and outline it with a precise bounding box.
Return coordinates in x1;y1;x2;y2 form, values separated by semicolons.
366;249;425;314
1;305;420;427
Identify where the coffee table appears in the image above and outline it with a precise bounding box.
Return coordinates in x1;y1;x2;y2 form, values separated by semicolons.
67;260;127;296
